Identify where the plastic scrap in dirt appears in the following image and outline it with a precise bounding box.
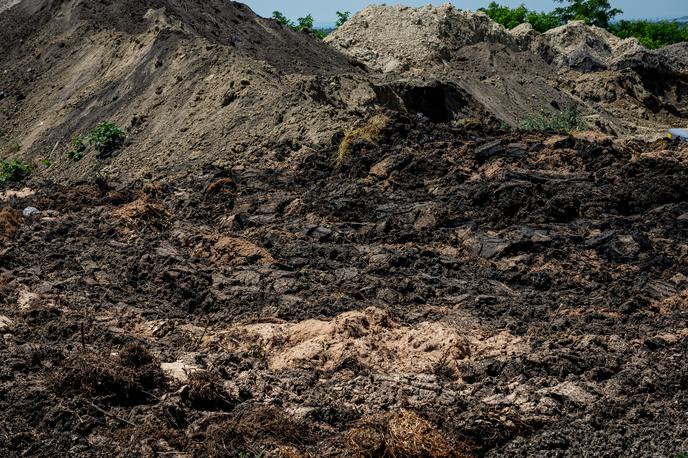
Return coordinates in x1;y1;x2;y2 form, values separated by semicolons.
22;206;39;218
0;315;12;332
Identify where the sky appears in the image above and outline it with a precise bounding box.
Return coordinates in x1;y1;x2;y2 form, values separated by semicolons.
242;0;687;25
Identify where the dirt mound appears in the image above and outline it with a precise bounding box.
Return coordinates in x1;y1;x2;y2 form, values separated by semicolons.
326;5;514;75
1;1;688;456
327;5;688;137
0;0;376;183
542;20;645;71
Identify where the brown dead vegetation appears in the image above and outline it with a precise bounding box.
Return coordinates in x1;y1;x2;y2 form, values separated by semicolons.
52;345;164;406
347;410;461;458
185;371;236;411
338;114;392;164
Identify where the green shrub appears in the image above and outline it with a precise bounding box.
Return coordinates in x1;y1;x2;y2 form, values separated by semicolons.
521;106;586;133
0;159;33;183
87;122;126;158
67;135;86;161
610;20;688;49
482;1;624;34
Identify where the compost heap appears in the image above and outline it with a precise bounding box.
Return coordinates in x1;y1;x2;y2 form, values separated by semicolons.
1;1;687;457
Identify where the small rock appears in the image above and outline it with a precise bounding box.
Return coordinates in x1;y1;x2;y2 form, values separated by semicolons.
305;225;333;241
465;236;510;259
543;381;596;406
22;207;39;218
474;140;503;162
370;152;411;178
161;361;201;383
0;316;12;332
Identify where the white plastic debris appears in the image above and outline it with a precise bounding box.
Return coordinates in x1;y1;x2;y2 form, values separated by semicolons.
22;207;39;218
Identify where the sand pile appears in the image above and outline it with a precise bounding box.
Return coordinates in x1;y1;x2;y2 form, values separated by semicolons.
327;4;688;136
325;4;515;75
541;20;645;71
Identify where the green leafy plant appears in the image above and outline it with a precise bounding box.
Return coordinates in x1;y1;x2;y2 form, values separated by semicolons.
67;135;86;161
297;14;315;30
482;1;686;48
520;106;586;133
87;122;126;158
0;159;33;183
335;11;351;28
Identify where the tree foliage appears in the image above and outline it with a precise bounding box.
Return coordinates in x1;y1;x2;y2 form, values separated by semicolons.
610;20;688;49
553;0;622;29
272;11;327;39
335;11;351;28
480;2;561;33
271;11;293;28
482;0;687;49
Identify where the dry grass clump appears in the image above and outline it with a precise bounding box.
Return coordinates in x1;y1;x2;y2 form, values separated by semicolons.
115;419;189;456
52;344;164;405
185;371;236;411
205;177;236;195
196;404;312;456
111;197;169;230
347;410;461;458
338;114;391;164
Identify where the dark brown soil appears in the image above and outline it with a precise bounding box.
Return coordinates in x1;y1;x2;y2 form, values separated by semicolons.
1;113;687;456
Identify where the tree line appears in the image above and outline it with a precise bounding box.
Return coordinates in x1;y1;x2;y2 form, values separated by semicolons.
481;0;688;49
271;10;350;39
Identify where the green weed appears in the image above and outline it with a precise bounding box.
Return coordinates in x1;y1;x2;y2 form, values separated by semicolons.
520;106;586;133
0;159;33;183
67;135;86;161
87;122;126;158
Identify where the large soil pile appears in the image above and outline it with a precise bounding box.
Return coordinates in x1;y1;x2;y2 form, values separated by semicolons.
0;0;377;182
327;5;688;136
1;1;687;457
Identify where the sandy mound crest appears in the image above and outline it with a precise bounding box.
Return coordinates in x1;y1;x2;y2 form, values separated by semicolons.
326;4;514;75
